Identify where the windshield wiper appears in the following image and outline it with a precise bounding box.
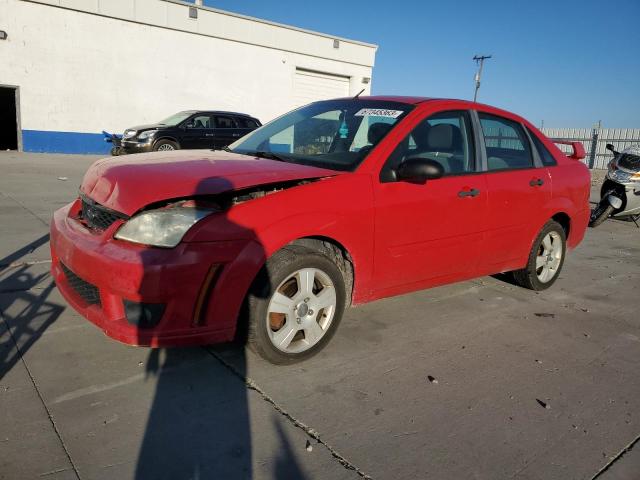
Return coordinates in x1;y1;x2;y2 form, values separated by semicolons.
212;146;235;152
251;150;288;162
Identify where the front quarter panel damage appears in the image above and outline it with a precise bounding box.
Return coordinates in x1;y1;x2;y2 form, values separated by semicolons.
188;173;376;333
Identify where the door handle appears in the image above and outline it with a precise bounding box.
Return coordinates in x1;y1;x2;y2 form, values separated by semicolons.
458;188;480;198
529;178;544;187
205;134;214;137
232;133;241;137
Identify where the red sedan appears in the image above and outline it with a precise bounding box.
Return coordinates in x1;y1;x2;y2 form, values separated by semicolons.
50;97;590;363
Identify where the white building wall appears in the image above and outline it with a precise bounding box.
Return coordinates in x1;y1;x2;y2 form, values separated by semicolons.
0;0;376;153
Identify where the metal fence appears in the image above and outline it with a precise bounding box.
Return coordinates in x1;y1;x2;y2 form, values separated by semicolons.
541;128;640;169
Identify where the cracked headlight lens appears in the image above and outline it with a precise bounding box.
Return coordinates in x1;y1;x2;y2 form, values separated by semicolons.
115;207;214;248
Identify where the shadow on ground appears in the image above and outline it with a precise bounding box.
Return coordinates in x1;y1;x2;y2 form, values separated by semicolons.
133;177;310;480
0;234;63;382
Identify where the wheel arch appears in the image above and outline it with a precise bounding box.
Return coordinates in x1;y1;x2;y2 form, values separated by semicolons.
550;211;571;239
287;236;355;307
152;136;181;149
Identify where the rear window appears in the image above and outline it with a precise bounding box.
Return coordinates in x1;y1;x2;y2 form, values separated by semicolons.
528;129;557;166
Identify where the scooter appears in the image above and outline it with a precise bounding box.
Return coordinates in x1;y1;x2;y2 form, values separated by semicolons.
102;131;123;156
589;144;640;228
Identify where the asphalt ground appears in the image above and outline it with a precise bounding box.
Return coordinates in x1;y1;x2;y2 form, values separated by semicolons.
1;151;638;480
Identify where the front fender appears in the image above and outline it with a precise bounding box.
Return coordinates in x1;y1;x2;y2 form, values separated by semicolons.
195;173;376;332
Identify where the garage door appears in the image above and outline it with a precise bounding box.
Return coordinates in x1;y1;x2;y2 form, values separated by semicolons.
293;69;350;107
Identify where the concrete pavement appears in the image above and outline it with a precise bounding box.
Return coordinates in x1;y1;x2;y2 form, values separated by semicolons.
1;151;638;479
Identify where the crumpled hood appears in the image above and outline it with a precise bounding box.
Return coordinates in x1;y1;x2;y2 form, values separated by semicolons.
80;150;342;215
125;123;166;133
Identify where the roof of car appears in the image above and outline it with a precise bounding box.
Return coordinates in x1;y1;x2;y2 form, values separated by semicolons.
354;95;435;104
182;110;257;118
336;96;527;123
342;96;490;107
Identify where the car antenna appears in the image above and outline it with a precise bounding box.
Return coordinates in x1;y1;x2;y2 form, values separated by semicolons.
353;88;365;99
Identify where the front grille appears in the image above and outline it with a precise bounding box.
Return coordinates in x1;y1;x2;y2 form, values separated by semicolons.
80;195;127;231
61;263;101;306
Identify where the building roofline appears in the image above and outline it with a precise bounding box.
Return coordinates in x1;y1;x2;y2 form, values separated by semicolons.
163;0;378;50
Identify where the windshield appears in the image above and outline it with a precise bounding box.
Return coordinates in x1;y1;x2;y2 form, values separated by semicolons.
158;111;194;126
228;100;414;171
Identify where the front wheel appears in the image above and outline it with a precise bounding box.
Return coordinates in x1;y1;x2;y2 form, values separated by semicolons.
246;245;346;364
589;202;615;228
153;139;179;152
512;220;566;291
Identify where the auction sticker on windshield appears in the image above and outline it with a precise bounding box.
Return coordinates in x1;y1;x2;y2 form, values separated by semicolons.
354;108;404;118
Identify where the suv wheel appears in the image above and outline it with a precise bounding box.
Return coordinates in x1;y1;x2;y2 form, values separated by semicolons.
512;220;566;291
154;139;179;151
246;245;346;364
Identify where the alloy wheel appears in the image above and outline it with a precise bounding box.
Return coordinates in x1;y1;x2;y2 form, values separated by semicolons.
266;268;337;353
535;231;563;283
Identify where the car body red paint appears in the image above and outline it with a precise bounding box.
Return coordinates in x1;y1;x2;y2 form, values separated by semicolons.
50;98;590;347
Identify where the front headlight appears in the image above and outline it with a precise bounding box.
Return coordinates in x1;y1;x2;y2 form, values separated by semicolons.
115;207;214;248
137;130;157;141
608;168;638;183
123;129;137;139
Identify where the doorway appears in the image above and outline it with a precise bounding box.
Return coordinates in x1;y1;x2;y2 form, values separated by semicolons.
0;86;20;151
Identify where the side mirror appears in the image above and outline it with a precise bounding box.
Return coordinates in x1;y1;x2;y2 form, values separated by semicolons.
396;158;444;183
606;143;615;152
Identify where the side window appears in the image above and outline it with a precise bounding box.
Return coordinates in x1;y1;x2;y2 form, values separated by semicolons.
528;128;557;166
215;116;235;128
381;110;475;182
187;114;212;129
479;114;534;171
237;117;259;129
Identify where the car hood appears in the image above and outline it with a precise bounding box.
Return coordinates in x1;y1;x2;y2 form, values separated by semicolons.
80;150;343;215
125;123;166;133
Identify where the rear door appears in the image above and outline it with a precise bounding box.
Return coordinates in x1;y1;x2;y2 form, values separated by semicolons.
234;116;260;141
212;115;240;148
477;112;552;273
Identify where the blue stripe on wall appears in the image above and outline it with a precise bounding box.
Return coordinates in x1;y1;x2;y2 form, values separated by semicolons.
23;130;112;154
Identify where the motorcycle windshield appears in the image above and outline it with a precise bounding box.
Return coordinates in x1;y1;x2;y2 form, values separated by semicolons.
618;153;640;171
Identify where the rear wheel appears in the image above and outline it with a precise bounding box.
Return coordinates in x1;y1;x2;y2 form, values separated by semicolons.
153;139;178;151
589;201;615;228
512;220;566;291
246;245;346;364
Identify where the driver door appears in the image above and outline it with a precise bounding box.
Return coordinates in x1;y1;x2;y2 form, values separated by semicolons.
181;114;213;149
373;110;488;292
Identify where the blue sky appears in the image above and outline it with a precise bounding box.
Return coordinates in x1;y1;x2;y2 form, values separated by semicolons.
201;0;639;128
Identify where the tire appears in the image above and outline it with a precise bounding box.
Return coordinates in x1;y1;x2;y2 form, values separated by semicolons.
512;220;566;291
589;202;615;228
246;245;346;364
110;146;119;156
153;139;179;152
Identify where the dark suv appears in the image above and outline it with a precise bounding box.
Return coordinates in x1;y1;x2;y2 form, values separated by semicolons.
120;110;261;153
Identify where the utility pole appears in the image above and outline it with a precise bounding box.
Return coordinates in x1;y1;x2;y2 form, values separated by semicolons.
473;55;492;102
